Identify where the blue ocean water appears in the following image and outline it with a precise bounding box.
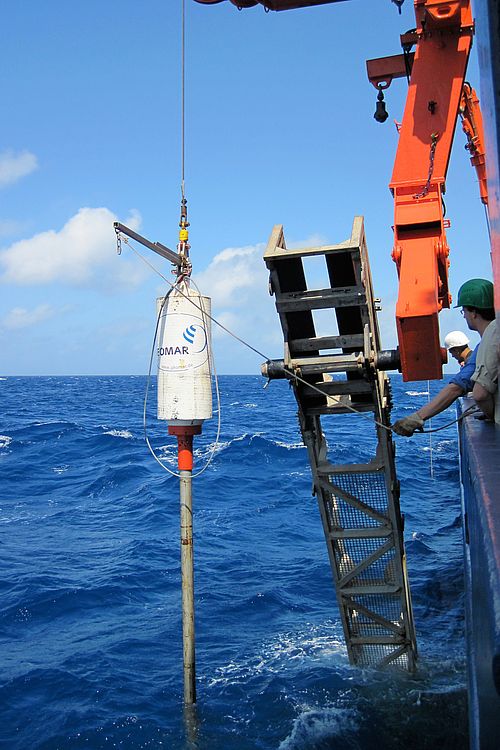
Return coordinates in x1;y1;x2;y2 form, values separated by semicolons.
0;375;467;749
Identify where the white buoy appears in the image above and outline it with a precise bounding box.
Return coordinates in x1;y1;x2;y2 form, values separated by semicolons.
157;285;212;425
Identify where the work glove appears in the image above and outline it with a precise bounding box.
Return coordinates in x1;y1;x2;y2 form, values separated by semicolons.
392;413;424;437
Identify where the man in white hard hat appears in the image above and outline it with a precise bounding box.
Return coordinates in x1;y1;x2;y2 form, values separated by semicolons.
393;330;478;436
444;330;473;367
394;278;497;435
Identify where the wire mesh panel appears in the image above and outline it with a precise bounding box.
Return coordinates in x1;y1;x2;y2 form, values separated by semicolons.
326;471;389;529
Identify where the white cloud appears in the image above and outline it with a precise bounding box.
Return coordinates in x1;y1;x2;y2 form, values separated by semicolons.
195;244;268;307
0;207;144;287
193;237;326;367
0;150;38;187
1;303;55;329
191;242;281;368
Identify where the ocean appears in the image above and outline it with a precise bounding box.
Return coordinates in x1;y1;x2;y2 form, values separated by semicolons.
0;375;467;749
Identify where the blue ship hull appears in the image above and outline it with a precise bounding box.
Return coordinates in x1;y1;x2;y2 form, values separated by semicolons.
459;398;500;749
461;1;500;745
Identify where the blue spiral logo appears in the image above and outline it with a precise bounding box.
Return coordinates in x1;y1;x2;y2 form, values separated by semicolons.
183;325;197;345
182;324;207;353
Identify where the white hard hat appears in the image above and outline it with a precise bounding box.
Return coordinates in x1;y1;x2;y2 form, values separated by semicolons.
444;330;469;349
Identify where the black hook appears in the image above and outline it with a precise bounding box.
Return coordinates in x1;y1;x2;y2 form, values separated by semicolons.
374;87;389;123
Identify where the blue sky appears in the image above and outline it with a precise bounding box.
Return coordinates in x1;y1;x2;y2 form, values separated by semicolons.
0;0;492;376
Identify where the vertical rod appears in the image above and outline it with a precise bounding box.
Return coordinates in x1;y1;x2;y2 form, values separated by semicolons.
180;468;196;704
427;380;434;478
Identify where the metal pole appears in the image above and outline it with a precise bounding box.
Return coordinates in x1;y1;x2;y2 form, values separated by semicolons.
113;221;182;267
179;467;196;704
169;425;200;704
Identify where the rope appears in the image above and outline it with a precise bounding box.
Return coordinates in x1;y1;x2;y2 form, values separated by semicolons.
419;405;480;433
427;380;434;477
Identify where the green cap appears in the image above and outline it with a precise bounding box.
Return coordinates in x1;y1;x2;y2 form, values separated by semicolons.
456;278;494;309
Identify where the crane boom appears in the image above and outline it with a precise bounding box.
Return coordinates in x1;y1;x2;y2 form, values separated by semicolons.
194;1;348;9
194;0;486;382
387;0;474;380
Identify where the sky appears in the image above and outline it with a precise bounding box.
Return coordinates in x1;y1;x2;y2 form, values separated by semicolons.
0;0;492;376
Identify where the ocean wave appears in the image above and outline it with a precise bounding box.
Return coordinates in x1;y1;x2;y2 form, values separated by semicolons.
208;622;346;688
278;706;359;750
421;438;457;454
274;439;306;450
191;433;306;461
101;428;134;439
0;374;466;749
405;391;429;396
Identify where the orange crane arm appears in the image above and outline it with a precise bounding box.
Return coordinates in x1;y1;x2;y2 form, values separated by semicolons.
367;1;475;381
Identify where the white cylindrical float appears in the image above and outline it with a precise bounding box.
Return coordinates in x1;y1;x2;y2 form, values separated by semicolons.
157;285;212;426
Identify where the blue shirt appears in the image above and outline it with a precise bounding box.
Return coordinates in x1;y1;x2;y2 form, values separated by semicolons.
449;344;478;393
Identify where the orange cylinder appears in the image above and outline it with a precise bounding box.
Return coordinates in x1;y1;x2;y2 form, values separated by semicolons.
168;424;201;471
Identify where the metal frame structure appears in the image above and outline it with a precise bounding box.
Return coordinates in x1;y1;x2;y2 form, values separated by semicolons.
263;217;417;670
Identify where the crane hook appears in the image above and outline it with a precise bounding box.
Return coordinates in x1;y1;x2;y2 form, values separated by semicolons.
374;86;389;123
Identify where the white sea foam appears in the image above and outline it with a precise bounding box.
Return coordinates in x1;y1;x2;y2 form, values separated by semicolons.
52;465;69;474
278;706;359;750
208;622;346;688
193;432;264;460
422;438;456;453
0;377;7;381
0;435;12;450
274;439;305;450
156;445;177;466
192;431;304;462
103;429;133;439
405;390;429;396
193;440;230;460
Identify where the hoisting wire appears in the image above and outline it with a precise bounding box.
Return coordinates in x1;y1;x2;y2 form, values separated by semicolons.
118;234;481;438
181;0;186;203
179;0;190;248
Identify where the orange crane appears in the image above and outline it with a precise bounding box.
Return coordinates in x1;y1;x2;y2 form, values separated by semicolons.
195;0;489;382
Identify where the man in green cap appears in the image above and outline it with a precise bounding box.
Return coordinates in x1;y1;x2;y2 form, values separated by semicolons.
393;278;497;436
462;278;498;422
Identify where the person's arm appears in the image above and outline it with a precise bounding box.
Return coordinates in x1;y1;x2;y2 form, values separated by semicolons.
472;381;495;420
393;383;464;436
416;382;465;421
